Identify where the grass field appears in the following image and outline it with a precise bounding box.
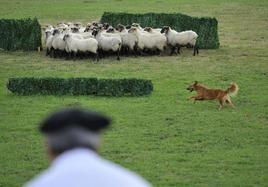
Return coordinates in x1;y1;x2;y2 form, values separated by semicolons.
0;0;268;186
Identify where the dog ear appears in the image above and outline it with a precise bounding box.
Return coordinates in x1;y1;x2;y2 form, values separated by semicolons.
194;81;198;85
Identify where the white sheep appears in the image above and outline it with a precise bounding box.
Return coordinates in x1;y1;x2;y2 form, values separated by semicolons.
51;29;67;58
92;28;122;60
45;30;54;56
63;34;99;61
128;27;167;54
161;26;199;56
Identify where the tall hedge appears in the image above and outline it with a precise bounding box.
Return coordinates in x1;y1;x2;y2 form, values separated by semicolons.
100;12;219;49
0;18;41;51
7;77;153;96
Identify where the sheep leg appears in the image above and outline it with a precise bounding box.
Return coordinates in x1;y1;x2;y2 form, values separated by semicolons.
57;50;61;58
125;46;130;56
85;52;89;59
117;49;120;61
134;42;139;57
46;48;49;56
82;52;85;59
53;49;57;58
94;52;99;62
193;46;196;56
73;52;77;61
64;50;67;58
133;46;138;57
78;51;84;59
81;52;85;59
71;51;75;60
177;46;181;54
56;49;60;58
139;50;147;56
49;48;54;58
52;49;56;58
156;48;161;56
68;52;72;60
65;52;70;60
170;46;176;55
59;50;63;58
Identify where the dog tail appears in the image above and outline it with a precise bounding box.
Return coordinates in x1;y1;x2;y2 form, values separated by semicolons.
226;83;239;97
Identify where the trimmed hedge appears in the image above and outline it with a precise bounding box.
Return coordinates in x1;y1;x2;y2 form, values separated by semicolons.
7;77;153;96
100;12;219;49
0;18;41;51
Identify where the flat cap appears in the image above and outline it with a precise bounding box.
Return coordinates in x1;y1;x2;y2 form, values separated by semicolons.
40;108;111;133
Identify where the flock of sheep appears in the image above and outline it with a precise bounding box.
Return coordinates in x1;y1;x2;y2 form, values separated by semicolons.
44;21;199;61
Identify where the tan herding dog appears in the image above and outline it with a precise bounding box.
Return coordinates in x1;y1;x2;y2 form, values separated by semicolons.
187;81;239;109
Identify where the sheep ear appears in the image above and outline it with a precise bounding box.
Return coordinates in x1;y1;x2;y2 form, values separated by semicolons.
194;81;198;85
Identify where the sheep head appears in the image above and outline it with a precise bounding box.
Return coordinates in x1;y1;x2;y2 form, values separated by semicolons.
74;22;82;27
128;27;137;33
71;27;79;33
106;27;115;33
63;34;70;41
52;29;60;35
103;23;110;30
160;26;170;34
45;30;53;39
92;28;100;36
116;24;125;32
92;21;98;26
132;23;140;28
84;26;90;32
144;27;152;33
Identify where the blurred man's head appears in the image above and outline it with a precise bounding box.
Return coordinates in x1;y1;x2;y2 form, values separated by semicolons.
39;108;111;161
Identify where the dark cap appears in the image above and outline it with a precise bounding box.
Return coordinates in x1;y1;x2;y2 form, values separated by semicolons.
40;108;111;133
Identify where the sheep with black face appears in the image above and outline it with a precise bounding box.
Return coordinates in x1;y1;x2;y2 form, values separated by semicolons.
128;27;167;55
161;26;199;56
50;29;67;58
92;28;122;60
63;33;99;61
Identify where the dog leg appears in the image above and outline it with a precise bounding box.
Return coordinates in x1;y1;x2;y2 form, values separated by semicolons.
218;100;224;110
188;96;196;100
188;96;203;103
226;99;235;108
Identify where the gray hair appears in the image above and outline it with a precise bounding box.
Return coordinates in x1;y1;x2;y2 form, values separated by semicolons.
46;127;101;154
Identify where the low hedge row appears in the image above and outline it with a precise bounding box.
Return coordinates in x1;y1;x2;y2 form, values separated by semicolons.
0;18;42;51
100;12;220;49
7;77;153;96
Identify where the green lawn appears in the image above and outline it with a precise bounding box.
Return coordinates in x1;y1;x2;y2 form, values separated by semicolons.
0;0;268;186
